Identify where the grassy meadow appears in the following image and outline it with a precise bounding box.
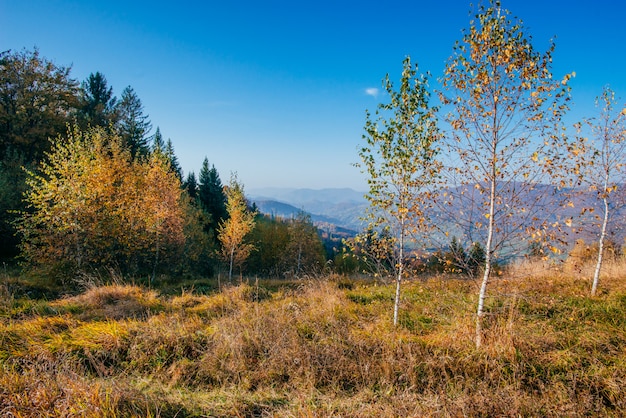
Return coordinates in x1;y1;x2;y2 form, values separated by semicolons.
1;260;625;417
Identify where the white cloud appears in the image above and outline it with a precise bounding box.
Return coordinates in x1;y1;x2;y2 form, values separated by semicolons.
365;87;379;97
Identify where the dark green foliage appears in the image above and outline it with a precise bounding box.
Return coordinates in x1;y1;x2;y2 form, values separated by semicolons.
0;48;80;259
164;138;182;180
467;241;486;274
151;127;165;152
198;157;227;231
117;86;151;159
246;215;290;277
0;48;79;161
79;72;118;128
423;238;487;276
183;171;199;200
0;151;29;260
445;236;467;274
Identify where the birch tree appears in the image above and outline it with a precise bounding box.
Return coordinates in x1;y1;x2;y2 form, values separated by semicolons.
217;174;256;283
580;87;626;296
441;1;573;347
17;126;186;277
357;56;441;327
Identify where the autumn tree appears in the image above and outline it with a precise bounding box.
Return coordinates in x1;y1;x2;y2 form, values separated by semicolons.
0;49;81;258
441;1;574;347
217;174;256;283
0;48;79;161
17;126;187;279
142;149;186;282
246;214;289;277
578;87;626;296
357;56;441;326
285;211;326;277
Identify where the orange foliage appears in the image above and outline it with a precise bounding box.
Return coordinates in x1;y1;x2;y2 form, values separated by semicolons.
18;126;185;274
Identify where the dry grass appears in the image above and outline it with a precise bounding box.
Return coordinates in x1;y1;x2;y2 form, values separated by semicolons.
0;264;625;416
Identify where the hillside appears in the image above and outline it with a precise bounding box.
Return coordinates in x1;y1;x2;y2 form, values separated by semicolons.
251;186;626;251
249;187;368;233
2;265;625;416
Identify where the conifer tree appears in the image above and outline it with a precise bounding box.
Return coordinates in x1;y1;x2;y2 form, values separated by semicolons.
152;127;165;153
184;171;199;201
198;157;227;231
117;86;151;159
164;138;183;180
79;72;117;128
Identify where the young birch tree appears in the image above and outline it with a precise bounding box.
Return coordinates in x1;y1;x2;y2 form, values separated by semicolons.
579;87;626;296
357;56;441;327
441;1;573;347
217;174;256;283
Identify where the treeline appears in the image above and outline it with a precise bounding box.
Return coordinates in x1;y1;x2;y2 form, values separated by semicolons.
0;48;331;283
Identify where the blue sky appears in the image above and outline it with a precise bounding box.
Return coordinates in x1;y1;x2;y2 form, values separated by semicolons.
2;0;625;190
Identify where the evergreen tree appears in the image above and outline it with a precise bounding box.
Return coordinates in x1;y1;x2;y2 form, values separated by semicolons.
117;86;151;159
183;171;199;201
151;127;165;152
445;236;467;274
165;138;182;180
198;157;227;231
467;242;486;276
79;72;117;128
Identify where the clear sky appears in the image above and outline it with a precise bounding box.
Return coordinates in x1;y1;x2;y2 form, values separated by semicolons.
2;0;625;190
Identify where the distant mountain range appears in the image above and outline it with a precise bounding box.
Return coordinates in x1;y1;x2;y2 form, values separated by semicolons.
248;186;626;249
248;188;368;236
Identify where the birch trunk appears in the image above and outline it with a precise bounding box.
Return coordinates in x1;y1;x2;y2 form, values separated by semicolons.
591;187;610;296
393;218;405;327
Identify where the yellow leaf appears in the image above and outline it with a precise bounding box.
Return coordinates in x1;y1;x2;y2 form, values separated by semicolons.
531;152;538;162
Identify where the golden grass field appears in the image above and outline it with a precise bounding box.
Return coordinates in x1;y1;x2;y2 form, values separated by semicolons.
1;259;625;417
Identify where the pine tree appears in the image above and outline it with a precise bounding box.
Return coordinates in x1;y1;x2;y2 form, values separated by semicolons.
117;86;151;159
183;171;199;201
198;157;227;231
164;138;182;180
79;72;117;128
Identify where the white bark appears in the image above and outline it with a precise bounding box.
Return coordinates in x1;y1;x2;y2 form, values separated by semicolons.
591;192;609;296
393;222;405;327
476;171;496;348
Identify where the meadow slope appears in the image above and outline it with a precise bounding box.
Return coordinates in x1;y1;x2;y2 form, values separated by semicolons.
1;263;625;417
